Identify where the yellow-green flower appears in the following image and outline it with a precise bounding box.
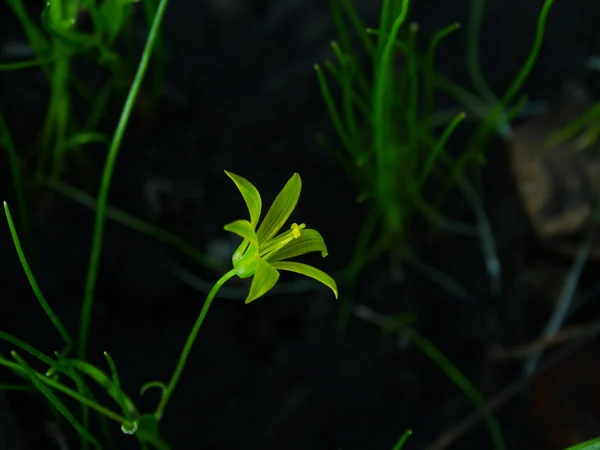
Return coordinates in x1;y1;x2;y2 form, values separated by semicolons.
224;171;338;303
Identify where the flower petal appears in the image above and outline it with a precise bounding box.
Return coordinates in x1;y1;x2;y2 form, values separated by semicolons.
245;258;280;303
256;173;301;242
225;171;262;227
270;261;338;299
224;219;259;250
268;229;328;262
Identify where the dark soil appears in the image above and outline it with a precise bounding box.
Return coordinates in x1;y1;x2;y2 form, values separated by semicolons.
2;1;600;449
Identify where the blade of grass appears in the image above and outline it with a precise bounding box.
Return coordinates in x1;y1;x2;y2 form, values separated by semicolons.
54;352;93;450
403;250;474;305
5;0;49;61
404;328;505;450
459;0;553;171
391;430;412;450
466;0;498;106
372;0;410;215
0;384;36;393
500;0;554;108
142;0;166;107
0;356;129;424
339;0;376;58
78;0;170;359
315;62;358;160
523;227;595;377
11;351;101;448
3;203;73;353
457;177;501;295
0;330;58;368
0;53;69;71
0;111;33;262
45;179;226;271
331;42;367;161
565;437;600;450
425;23;460;118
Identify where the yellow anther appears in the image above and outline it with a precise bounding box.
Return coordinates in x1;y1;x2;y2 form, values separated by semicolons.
291;223;301;238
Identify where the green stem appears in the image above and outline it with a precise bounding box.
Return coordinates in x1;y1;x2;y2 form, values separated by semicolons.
0;357;129;425
154;269;237;420
77;0;169;359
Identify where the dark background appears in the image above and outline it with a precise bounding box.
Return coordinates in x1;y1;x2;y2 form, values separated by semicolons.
2;0;600;449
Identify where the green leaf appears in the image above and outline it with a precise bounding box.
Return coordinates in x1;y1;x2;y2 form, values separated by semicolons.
223;219;259;249
268;228;329;262
391;430;412;450
103;352;131;422
0;330;56;368
246;258;280;303
99;0;137;43
5;0;49;57
225;171;262;227
11;352;101;448
3;202;73;353
271;261;338;299
66;359;138;418
140;381;167;397
566;436;600;450
256;173;302;242
55;132;110;158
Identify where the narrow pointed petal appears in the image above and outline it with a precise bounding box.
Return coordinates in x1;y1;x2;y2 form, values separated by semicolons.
246;258;280;303
225;171;262;227
271;261;338;299
268;229;329;262
224;220;259;250
256;173;301;242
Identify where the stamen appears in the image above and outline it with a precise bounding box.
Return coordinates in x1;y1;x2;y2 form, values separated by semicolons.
291;223;302;238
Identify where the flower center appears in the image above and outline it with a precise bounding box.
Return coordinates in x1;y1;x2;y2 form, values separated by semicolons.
260;222;306;260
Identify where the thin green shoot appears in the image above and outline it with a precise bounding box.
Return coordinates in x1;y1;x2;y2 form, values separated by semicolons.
391;430;412;450
104;351;132;422
466;0;499;107
0;384;36;394
354;304;505;450
0;111;32;262
444;0;555;183
0;355;130;425
78;0;169;360
0;53;69;71
547;101;600;149
54;351;93;450
0;328;134;439
5;0;49;67
0;329;59;367
10;351;102;448
3;202;73;354
404;328;505;450
317;0;467;287
425;23;461;119
402;250;473;304
523;225;596;377
44;178;228;272
372;0;411;238
566;437;600;450
64;358;139;419
456;177;501;295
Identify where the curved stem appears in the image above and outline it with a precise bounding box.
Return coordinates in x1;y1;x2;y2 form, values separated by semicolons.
154;269;237;420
